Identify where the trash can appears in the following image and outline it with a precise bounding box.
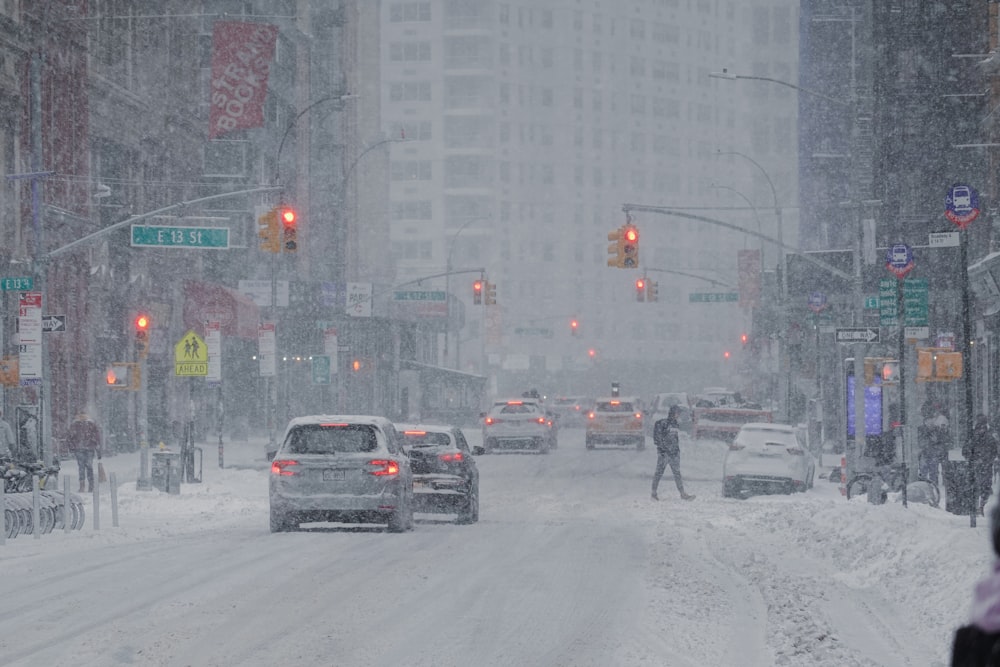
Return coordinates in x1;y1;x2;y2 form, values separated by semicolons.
150;450;181;495
943;458;973;515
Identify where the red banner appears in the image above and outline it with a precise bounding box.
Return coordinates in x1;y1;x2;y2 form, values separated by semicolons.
209;22;279;140
738;249;762;308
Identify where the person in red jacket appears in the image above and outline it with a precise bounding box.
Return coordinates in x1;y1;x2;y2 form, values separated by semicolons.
68;411;102;492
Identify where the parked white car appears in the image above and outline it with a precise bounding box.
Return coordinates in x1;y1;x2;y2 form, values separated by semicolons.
722;422;816;497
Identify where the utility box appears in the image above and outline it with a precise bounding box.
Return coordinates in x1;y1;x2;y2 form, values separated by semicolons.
150;450;181;495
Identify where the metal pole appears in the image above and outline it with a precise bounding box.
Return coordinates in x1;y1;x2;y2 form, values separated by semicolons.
960;232;977;527
852;204;867;477
897;277;908;508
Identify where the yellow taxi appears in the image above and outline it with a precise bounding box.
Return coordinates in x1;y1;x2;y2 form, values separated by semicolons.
585;397;645;450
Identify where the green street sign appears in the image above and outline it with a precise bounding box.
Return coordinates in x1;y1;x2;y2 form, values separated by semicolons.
311;355;331;385
131;225;230;249
0;276;33;291
879;279;897;326
393;290;446;301
864;296;880;309
903;278;928;326
689;292;739;303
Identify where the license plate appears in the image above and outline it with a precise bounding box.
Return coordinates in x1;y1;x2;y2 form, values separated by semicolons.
323;469;346;481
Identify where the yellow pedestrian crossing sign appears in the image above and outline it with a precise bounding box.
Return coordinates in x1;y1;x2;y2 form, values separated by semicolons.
174;330;208;376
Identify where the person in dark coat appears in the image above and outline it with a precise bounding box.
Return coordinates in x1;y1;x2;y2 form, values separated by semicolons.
68;411;102;492
952;495;1000;665
965;415;999;516
651;405;694;501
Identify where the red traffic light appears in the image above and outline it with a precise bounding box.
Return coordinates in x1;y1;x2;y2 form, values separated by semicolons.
635;279;645;289
625;228;638;242
135;314;150;330
723;350;731;359
280;208;296;225
740;333;748;345
570;319;579;329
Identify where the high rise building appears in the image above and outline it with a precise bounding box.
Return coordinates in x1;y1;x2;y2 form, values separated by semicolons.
382;1;798;394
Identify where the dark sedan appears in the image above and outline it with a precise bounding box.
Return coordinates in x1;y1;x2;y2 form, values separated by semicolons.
397;423;479;524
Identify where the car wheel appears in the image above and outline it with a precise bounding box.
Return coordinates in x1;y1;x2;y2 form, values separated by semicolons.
484;438;496;454
537;437;550;454
585;436;595;450
387;494;408;533
406;490;416;531
269;506;295;533
722;478;740;498
457;484;479;524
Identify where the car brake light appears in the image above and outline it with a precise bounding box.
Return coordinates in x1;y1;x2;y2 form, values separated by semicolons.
368;459;400;476
588;412;595;419
728;443;745;451
507;400;523;405
634;412;642;420
439;452;464;462
484;416;494;425
404;430;426;435
320;423;349;427
786;447;804;456
610;400;620;405
574;406;580;411
271;459;299;476
537;417;546;424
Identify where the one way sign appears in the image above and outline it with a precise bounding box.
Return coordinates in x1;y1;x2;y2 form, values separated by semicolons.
42;315;66;333
835;327;880;343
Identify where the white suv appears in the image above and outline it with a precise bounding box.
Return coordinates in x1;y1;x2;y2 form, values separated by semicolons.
482;399;552;454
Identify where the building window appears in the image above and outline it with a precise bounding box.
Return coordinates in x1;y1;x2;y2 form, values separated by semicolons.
445;76;483;108
389;81;432;102
389;2;431;22
445;35;491;68
389;41;431;62
445;155;491;188
388;121;432;141
445;0;488;29
391;200;433;220
391;160;432;181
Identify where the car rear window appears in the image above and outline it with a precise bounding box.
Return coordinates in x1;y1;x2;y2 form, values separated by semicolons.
595;401;634;412
499;404;537;414
285;423;379;454
400;431;451;447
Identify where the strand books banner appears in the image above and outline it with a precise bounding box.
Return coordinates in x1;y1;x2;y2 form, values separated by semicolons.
209;22;279;139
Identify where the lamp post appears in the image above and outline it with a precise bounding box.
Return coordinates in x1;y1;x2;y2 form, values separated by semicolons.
445;216;491;369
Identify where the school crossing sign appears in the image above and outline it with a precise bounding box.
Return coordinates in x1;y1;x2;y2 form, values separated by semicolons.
174;330;208;376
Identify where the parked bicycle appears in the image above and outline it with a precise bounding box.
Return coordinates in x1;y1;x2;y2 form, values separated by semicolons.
846;461;941;507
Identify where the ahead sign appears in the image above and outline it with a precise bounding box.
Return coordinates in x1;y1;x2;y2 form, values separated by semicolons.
835;327;880;343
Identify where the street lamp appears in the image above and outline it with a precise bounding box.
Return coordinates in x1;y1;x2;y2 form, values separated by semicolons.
445;215;491;369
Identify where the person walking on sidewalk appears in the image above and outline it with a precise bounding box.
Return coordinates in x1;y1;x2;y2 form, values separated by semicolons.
68;411;102;492
651;405;694;501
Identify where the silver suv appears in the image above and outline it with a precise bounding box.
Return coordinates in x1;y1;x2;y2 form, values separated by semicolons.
482;399;552;454
269;415;414;533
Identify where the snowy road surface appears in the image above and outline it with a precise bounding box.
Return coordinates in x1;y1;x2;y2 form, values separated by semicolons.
0;428;992;666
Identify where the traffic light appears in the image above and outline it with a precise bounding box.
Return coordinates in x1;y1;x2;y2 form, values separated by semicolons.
473;280;483;305
622;224;639;268
279;206;298;252
106;362;139;390
570;319;579;336
723;350;731;360
881;360;899;383
647;280;658;302
484;281;496;305
607;227;624;267
740;332;749;347
258;207;280;253
588;348;596;359
134;313;150;360
635;278;646;302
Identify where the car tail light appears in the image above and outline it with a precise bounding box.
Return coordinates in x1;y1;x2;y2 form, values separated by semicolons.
786;447;804;456
271;459;299;476
439;452;464;462
537;417;546;424
588;411;595;419
634;412;642;420
368;459;400;476
728;442;745;451
484;416;495;425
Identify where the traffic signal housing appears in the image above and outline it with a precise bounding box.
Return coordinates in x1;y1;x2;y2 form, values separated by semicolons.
622;224;639;268
484;281;497;305
258;208;280;253
473;280;483;305
134;313;150;360
607;227;624;267
647;280;658;302
280;206;298;252
106;362;140;390
570;319;579;336
635;278;645;302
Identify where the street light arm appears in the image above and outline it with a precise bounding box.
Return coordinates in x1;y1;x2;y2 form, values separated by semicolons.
715;151;779;210
709;70;851;108
643;267;737;290
621;203;852;281
447;216;492;271
374;267;486;300
341;136;405;196
276;94;357;185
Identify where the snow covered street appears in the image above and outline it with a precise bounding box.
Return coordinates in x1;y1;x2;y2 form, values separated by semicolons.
0;428;992;666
